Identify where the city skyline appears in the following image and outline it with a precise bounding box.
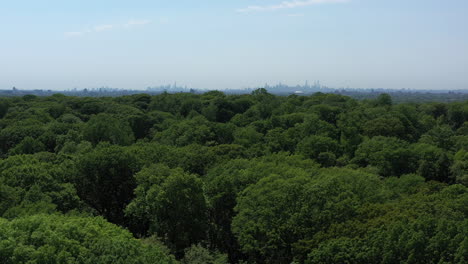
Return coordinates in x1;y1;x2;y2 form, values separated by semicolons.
1;0;467;90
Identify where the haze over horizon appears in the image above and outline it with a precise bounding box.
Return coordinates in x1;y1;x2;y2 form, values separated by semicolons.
1;0;467;91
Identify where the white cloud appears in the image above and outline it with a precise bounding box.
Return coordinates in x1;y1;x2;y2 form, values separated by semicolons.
65;19;152;37
94;24;114;32
237;0;349;13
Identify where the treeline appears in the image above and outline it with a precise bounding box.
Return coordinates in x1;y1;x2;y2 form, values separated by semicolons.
0;90;467;264
335;90;468;103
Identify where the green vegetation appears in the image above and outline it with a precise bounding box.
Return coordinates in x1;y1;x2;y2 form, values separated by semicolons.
0;91;466;263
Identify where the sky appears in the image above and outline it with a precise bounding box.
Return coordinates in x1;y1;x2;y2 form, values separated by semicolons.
0;0;467;91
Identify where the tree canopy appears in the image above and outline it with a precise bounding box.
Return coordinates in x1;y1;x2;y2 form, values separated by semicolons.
0;91;466;263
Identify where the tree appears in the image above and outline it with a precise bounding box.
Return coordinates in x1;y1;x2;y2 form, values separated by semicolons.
310;104;341;124
352;136;417;177
181;244;228;264
0;88;466;264
204;154;319;263
0;155;81;218
9;136;45;155
154;116;217;147
375;93;393;107
0;119;46;153
363;116;406;138
419;125;456;150
164;144;217;175
452;150;468;186
127;113;154;139
83;113;134;146
0;214;177;264
75;144;139;224
233;126;263;148
414;143;453;182
447;102;468;128
126;164;208;257
232;174;313;263
306;184;468;264
296;114;340;139
264;128;295;153
0;99;9;118
232;168;385;263
296;135;340;163
250;88;279;119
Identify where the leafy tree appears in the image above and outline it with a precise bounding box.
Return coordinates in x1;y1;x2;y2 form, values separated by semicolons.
447;102;468;128
181;244;228;264
264;128;295;153
83;113;134;146
363;116;406;138
296;114;340;139
383;173;426;198
0;89;466;264
353;136;417;177
74;144;139;224
0;119;45;153
164;144;217;175
233;126;263;148
0;155;81;218
375;93;393;107
457;121;468;135
250;89;279;119
130;93;152;110
232;168;385;263
452;150;468;186
317;152;337;167
421;102;447;119
413;143;453;182
0;214;177;264
154;116;217;147
9;136;46;155
306;184;468;264
126;164;208;257
296;135;340;163
78;100;107;116
419;125;456;150
204;154;318;262
310;104;341;124
127;113;154;139
0;99;9;118
272;113;306;129
46;102;67;119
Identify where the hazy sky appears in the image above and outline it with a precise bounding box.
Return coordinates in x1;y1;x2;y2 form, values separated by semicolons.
1;0;467;90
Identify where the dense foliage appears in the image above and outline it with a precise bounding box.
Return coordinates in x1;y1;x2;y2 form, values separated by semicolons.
0;91;466;263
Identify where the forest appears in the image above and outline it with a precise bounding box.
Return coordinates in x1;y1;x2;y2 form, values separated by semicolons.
0;90;467;264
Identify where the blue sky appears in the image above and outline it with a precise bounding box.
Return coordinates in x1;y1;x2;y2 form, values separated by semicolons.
1;0;467;90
